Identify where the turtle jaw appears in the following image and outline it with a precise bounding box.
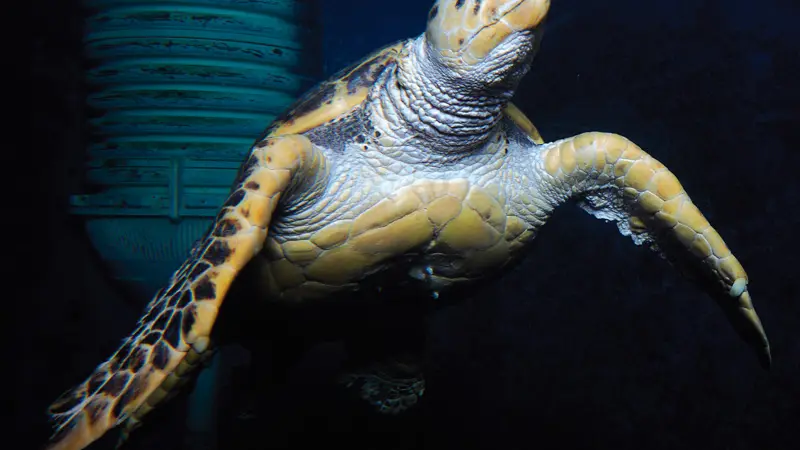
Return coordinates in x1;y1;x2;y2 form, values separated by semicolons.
474;28;541;91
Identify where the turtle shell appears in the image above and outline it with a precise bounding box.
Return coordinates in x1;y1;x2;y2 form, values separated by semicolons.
258;41;406;140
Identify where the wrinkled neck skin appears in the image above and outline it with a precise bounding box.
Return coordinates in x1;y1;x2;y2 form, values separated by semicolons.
368;36;528;162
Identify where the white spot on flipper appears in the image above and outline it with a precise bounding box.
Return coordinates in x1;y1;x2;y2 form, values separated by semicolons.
729;278;747;297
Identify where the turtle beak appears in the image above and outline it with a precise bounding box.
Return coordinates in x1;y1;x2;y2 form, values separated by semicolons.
426;0;550;68
461;0;550;65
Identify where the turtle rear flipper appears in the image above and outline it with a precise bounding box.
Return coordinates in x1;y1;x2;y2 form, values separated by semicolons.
46;135;328;450
339;354;426;415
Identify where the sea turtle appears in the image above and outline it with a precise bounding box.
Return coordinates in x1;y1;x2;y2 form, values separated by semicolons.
46;0;772;448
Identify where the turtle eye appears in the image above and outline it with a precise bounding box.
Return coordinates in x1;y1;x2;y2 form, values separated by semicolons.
427;4;439;22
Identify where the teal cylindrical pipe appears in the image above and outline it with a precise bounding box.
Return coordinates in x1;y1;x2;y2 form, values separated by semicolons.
71;0;321;299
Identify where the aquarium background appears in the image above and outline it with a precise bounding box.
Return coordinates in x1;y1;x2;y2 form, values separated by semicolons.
23;0;799;449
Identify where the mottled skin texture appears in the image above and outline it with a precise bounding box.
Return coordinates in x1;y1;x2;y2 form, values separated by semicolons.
46;1;771;449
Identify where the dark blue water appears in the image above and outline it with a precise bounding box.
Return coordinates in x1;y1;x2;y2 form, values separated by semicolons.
24;1;799;449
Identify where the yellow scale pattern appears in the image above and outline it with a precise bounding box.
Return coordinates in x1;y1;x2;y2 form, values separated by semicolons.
541;131;767;340
257;178;536;302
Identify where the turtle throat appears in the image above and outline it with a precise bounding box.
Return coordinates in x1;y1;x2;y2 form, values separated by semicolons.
371;38;513;154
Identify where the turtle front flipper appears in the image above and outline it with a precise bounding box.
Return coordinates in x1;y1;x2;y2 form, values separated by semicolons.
46;134;328;450
529;132;770;368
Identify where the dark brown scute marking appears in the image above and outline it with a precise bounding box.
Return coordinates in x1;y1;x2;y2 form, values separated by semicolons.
455;0;465;9
164;279;183;298
194;237;213;255
129;374;147;398
473;0;482;14
141;304;161;325
142;331;161;346
163;310;184;348
126;346;148;373
235;153;261;181
202;240;232;266
151;341;170;371
240;205;251;221
458;38;464;45
175;289;194;309
181;305;197;339
327;51;381;87
49;389;85;414
355;134;365;144
193;276;216;301
151;311;171;332
150;296;169;315
343;54;394;95
374;130;382;138
214;208;232;224
288;84;337;119
255;138;273;149
222;189;246;208
111;342;134;371
101;372;130;397
87;371;108;395
112;397;126;420
166;288;185;308
429;4;439;20
86;398;107;425
244;181;260;190
188;262;211;280
212;218;240;238
112;377;142;419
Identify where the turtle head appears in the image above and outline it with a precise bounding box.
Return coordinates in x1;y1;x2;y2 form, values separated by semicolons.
424;0;550;90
